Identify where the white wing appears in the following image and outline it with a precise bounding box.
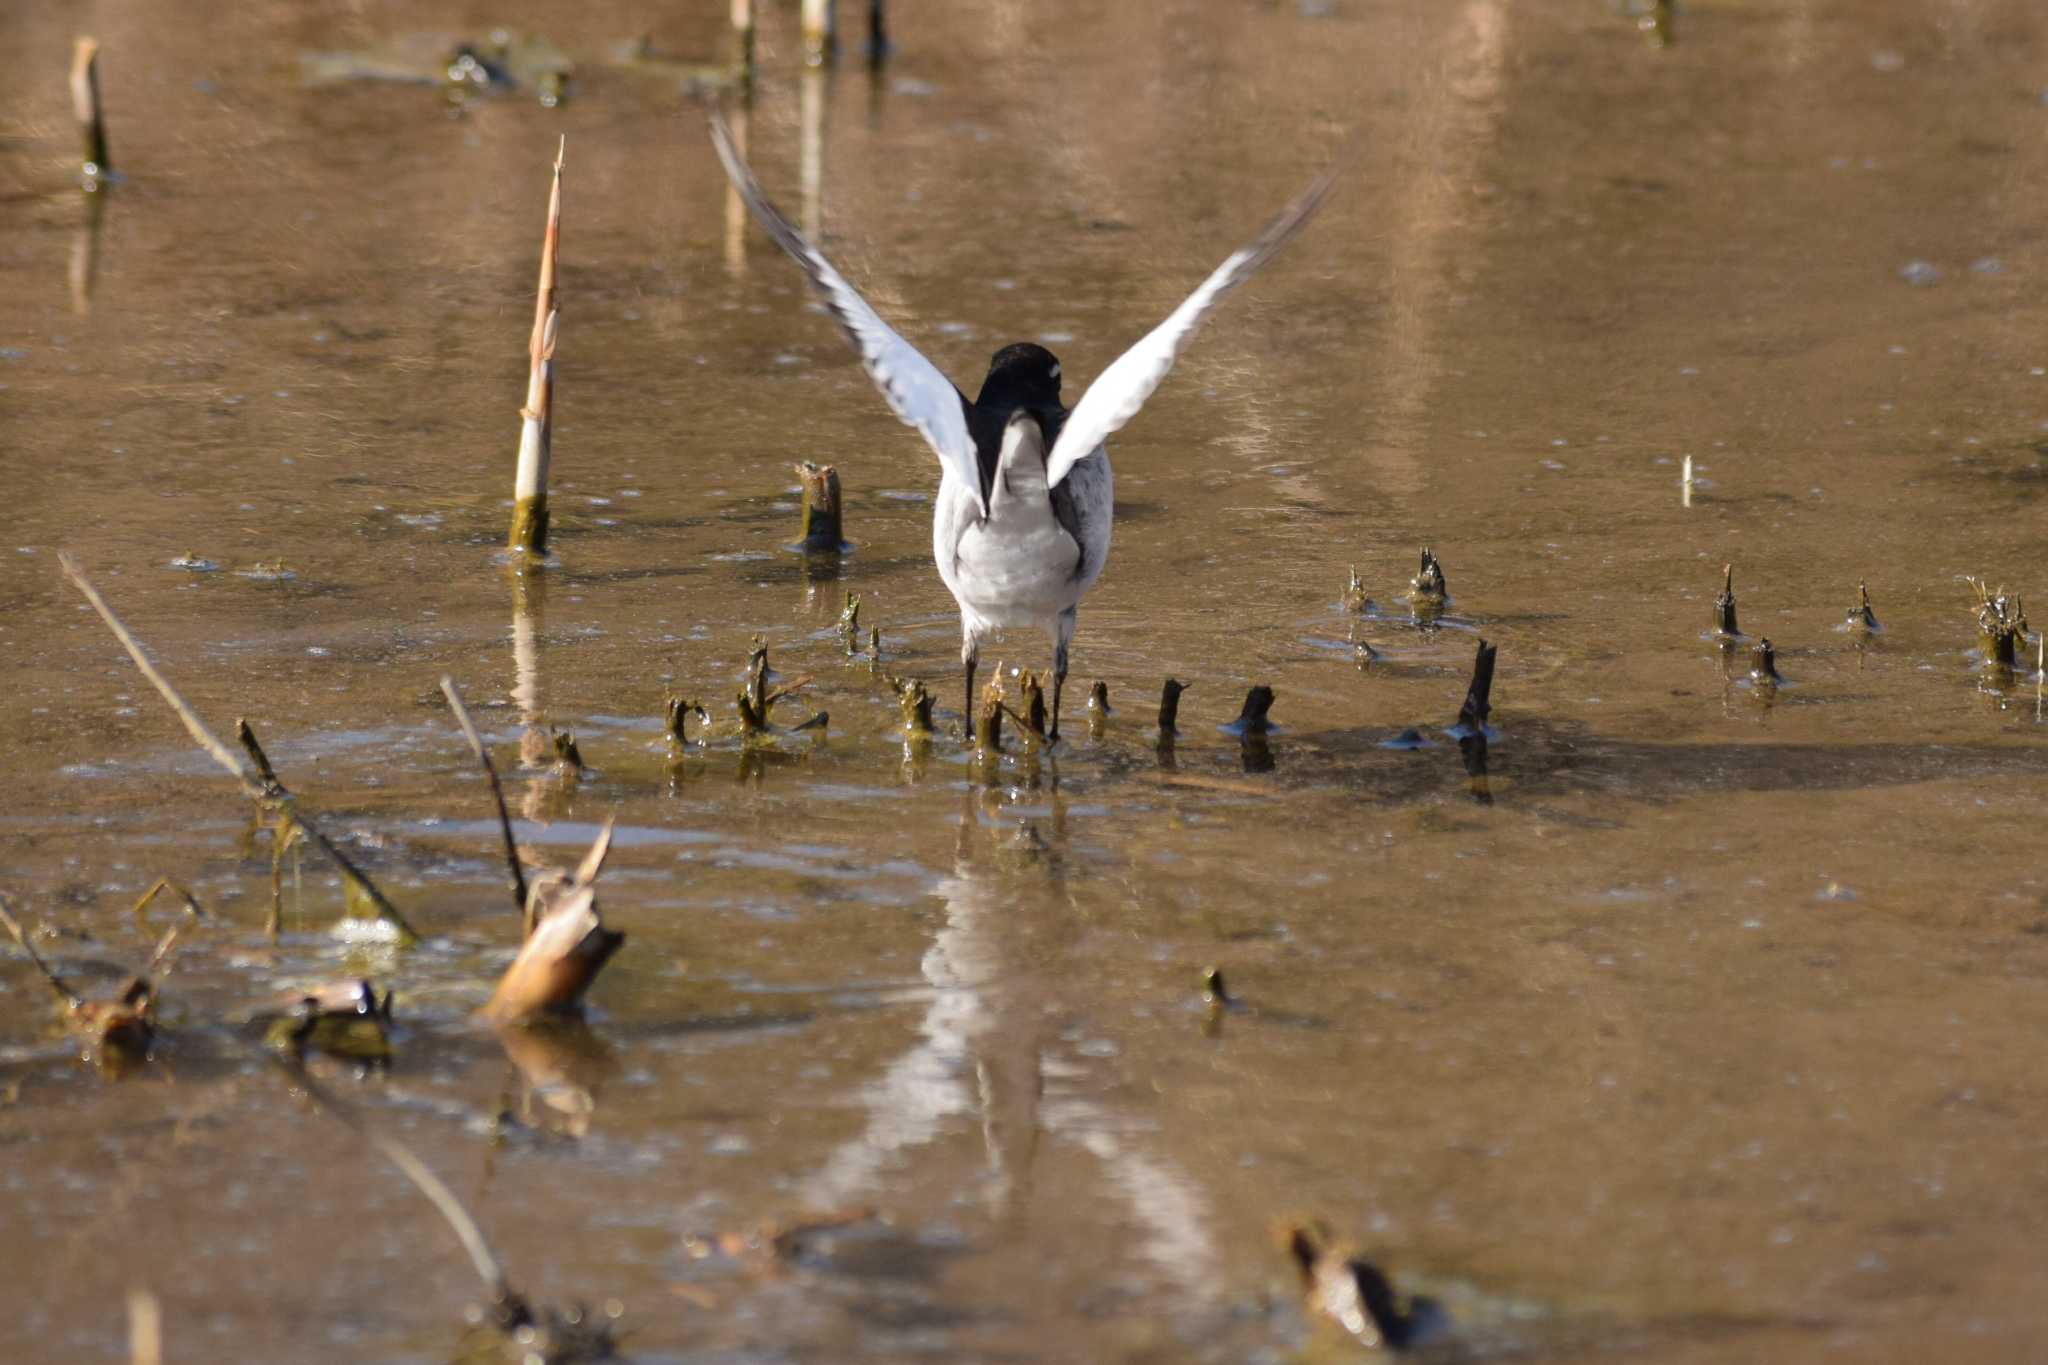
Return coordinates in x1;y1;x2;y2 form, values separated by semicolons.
1044;165;1339;491
709;109;984;517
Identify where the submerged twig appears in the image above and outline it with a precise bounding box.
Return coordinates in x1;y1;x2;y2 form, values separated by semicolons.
58;553;421;945
441;678;529;921
509;138;565;557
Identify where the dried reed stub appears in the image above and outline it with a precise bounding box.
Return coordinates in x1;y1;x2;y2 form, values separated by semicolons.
729;0;756;87
1220;685;1277;737
0;891;173;1071
1086;680;1111;715
261;979;395;1064
1748;637;1784;689
1409;547;1447;605
975;672;1007;755
1449;638;1498;741
1844;581;1880;635
838;591;861;652
509;140;564;557
795;461;849;553
664;696;709;746
1343;565;1375;615
1967;578;2028;669
1711;563;1741;640
70;38;112;186
482;820;625;1025
736;640;816;736
1158;678;1189;734
1281;1222;1448;1351
891;676;935;735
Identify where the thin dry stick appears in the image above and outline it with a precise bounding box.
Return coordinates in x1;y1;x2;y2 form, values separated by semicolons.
127;1289;161;1365
440;678;530;921
509;139;564;556
70;37;111;181
57;553;422;943
275;1050;520;1315
0;891;84;1008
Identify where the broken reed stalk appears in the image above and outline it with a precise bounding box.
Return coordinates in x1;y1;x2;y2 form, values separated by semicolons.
795;461;845;552
482;820;624;1023
665;696;708;746
1846;581;1880;633
1749;638;1783;687
1410;547;1446;603
1232;686;1277;735
838;591;861;651
729;0;756;87
892;676;934;734
1968;578;2027;668
70;37;111;184
1458;639;1497;733
975;672;1006;754
57;553;421;946
1158;678;1188;733
1010;669;1049;745
128;1289;162;1365
509;138;564;557
1712;563;1739;637
802;0;837;66
440;678;529;920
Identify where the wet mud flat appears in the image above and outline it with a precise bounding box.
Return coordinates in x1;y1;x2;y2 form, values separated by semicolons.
3;0;2048;1360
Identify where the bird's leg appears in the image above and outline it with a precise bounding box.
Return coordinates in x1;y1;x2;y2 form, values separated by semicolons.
961;631;979;742
1048;608;1075;745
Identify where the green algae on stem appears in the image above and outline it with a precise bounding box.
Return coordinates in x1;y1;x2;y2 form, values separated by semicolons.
1968;578;2028;669
440;678;530;924
509;139;564;558
838;591;861;652
890;676;935;735
70;37;112;186
58;552;422;946
665;695;709;746
241;717;423;946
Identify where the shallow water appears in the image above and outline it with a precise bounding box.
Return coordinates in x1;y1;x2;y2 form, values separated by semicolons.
4;0;2048;1359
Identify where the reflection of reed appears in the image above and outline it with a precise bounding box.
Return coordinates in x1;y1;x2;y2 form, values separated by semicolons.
1368;0;1508;498
800;67;827;240
68;191;104;315
800;792;1221;1298
723;103;751;278
510;570;566;824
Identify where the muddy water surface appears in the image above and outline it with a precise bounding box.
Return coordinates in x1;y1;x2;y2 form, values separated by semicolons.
4;0;2048;1360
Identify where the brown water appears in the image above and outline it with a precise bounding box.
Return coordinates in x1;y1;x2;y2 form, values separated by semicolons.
4;0;2048;1359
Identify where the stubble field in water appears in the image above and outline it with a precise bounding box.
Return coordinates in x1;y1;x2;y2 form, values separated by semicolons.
3;0;2048;1360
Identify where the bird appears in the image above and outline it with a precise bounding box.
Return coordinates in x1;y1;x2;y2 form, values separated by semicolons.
708;109;1336;741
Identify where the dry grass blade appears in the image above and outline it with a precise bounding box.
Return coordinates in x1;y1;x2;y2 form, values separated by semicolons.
274;1048;518;1313
0;889;84;1008
58;553;421;945
441;677;529;918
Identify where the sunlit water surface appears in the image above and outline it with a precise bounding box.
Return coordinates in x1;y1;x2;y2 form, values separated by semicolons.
3;0;2048;1360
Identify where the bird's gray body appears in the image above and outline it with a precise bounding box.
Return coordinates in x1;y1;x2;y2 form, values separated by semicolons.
936;419;1111;658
